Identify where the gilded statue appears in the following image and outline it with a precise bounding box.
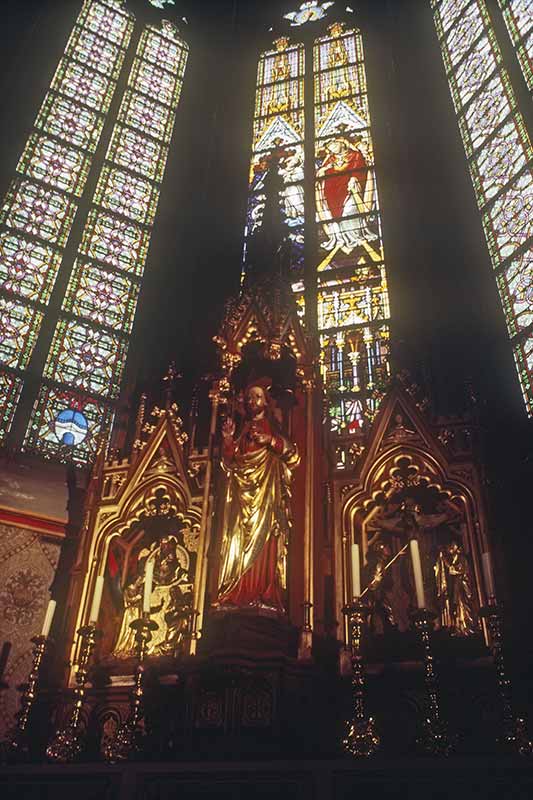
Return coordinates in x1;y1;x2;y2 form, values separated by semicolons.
113;535;193;659
215;383;300;613
435;541;478;637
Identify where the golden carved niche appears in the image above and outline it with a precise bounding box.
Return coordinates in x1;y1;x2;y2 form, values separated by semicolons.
331;386;492;658
64;406;207;683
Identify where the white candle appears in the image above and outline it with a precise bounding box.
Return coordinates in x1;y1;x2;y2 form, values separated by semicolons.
351;543;361;598
143;560;154;614
409;539;426;609
482;551;496;600
40;599;57;637
89;575;104;623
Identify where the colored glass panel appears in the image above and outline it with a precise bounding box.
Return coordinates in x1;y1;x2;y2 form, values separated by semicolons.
43;318;128;399
80;210;151;275
0;233;62;305
94;166;160;225
432;0;533;414
496;251;533;338
63;260;140;334
0;297;43;370
24;384;114;464
0;0;134;445
36;94;104;154
513;333;533;414
27;20;189;463
108;125;168;182
246;38;306;285
0;180;77;245
119;90;176;143
50;60;116;113
66;27;124;79
0;371;24;444
319;323;390;403
314;23;391;429
498;0;533;91
18;134;91;197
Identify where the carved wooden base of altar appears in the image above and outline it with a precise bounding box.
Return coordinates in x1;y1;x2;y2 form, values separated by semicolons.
201;610;299;659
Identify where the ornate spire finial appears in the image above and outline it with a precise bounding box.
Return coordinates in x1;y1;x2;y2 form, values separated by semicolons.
163;362;182;410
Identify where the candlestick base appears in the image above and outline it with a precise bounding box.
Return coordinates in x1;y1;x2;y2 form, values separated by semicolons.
343;716;380;758
341;600;380;758
47;624;99;763
411;608;453;757
480;604;533;756
6;635;49;760
104;616;158;763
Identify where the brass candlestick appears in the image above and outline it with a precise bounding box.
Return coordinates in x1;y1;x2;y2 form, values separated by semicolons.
481;602;532;755
411;609;453;756
7;635;49;756
342;600;380;757
46;623;99;763
104;613;158;763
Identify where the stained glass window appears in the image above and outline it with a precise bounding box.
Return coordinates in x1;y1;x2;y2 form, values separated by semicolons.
314;22;391;430
246;37;306;294
497;0;533;91
432;0;533;413
245;19;392;436
25;19;189;463
0;0;133;444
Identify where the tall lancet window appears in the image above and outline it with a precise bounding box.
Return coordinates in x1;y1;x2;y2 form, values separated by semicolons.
245;7;391;439
245;37;306;294
431;0;533;412
0;0;134;444
25;20;189;464
314;22;390;434
497;0;533;91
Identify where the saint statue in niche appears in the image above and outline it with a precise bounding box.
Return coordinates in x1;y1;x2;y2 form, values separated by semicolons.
112;535;193;659
215;382;300;613
435;540;478;637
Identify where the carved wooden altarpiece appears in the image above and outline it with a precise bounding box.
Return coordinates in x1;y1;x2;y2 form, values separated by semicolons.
331;382;492;663
62;403;207;685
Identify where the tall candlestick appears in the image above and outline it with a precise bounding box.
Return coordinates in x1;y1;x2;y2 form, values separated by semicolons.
351;543;361;599
89;575;104;623
482;551;496;600
41;599;57;637
409;539;426;609
143;560;154;614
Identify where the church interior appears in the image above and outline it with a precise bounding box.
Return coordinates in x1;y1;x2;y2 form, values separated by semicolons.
1;0;533;796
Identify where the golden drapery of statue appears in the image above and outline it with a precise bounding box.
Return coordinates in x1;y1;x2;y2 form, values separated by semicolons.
112;535;193;659
435;541;478;637
215;384;299;613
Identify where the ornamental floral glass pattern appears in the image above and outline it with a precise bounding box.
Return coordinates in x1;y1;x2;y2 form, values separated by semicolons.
314;23;391;431
25;20;189;463
432;0;533;413
0;0;133;443
497;0;533;91
245;37;306;292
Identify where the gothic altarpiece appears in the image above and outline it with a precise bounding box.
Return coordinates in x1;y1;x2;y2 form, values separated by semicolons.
63;402;207;685
333;382;490;668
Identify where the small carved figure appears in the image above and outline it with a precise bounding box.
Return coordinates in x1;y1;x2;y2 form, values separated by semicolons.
434;541;478;637
112;535;192;659
364;540;396;634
